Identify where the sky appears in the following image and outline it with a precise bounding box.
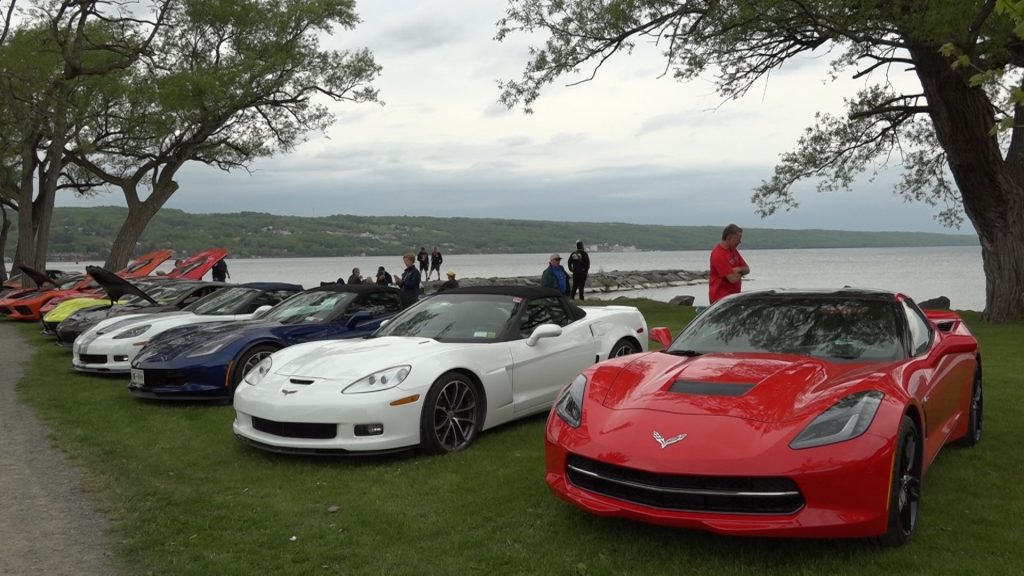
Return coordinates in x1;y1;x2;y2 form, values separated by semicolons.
58;0;974;235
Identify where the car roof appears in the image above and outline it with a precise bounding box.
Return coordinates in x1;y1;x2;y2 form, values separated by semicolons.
239;282;304;292
440;285;565;299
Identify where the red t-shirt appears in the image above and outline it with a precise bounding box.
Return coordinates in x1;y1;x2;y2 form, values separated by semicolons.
709;244;747;304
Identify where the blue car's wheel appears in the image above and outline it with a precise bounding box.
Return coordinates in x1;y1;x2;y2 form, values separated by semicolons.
231;344;277;388
419;372;482;455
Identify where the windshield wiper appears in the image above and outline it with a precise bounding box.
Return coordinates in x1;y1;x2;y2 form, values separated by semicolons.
665;349;703;357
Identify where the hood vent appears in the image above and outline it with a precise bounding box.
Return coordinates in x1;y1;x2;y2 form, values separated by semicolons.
289;378;314;385
669;380;754;397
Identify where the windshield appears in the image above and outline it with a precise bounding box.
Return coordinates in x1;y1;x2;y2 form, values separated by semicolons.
669;295;904;362
185;287;258;315
58;275;86;290
261;290;356;324
373;293;517;342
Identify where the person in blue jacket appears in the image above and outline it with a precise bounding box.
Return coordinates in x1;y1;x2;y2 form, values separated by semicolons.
398;253;422;299
540;253;570;296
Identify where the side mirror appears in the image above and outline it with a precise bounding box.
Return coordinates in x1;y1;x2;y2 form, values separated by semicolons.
935;333;977;356
345;309;374;329
378;319;391;328
252;305;272;319
649;326;673;349
527;323;563;346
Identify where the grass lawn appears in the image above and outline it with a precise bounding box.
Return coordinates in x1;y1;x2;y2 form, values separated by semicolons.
11;300;1024;576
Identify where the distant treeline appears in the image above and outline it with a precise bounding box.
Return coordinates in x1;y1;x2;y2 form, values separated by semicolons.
4;206;979;260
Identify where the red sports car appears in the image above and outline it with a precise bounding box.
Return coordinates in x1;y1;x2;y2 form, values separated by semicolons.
545;289;981;546
0;249;173;321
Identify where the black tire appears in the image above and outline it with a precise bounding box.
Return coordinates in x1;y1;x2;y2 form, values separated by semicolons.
230;344;278;388
875;416;922;547
609;338;639;358
958;365;983;447
419;372;482;455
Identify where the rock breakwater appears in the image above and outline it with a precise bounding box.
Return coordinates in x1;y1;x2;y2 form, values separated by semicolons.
424;269;708;295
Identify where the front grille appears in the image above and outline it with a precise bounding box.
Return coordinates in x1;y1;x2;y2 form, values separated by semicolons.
79;354;107;364
566;455;804;515
15;306;32;316
137;369;187;388
252;417;337;439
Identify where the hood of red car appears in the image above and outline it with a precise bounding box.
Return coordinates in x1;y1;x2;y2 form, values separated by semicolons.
599;351;887;423
117;249;173;278
167;248;227;280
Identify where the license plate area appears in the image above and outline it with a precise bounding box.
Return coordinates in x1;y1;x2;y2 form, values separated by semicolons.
130;369;145;386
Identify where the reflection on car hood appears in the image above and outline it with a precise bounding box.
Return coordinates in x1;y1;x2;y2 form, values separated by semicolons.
270;337;442;380
599;352;893;423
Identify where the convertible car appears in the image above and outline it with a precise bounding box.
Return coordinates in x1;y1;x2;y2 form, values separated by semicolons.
72;282;303;374
232;286;649;456
129;284;415;402
0;250;172;321
54;266;227;344
543;289;981;546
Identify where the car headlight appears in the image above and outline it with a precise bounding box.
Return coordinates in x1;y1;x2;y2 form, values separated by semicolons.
790;390;884;449
243;357;273;386
555;373;587;428
343;365;411;394
184;336;233;358
112;324;150;339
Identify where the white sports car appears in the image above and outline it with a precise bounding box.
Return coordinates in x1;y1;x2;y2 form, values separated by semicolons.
72;283;302;373
233;286;649;455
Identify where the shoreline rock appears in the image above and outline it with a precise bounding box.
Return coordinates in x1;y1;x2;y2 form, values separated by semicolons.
422;269;709;295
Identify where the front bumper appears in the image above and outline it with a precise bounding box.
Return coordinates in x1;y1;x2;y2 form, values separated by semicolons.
73;338;137;374
128;361;233;402
233;379;425;454
544;409;896;539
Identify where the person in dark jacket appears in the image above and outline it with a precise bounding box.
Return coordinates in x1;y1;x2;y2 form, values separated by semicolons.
417;247;430;276
540;254;570;296
375;266;393;286
211;259;229;282
567;240;591;300
345;267;362;284
429;246;443;280
438;270;460;292
398;253;421;299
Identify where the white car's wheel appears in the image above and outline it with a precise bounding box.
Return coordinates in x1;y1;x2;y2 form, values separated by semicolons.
420;372;482;455
609;338;639;358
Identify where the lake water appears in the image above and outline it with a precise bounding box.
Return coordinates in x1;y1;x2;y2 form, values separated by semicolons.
49;245;986;311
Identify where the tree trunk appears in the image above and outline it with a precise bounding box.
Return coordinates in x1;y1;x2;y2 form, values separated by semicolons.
0;205;9;282
909;45;1024;322
105;180;179;270
14;140;36;286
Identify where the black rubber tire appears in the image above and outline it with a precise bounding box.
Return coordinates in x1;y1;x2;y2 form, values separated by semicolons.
875;416;922;547
419;372;482;455
609;338;640;358
958;365;983;447
230;344;278;388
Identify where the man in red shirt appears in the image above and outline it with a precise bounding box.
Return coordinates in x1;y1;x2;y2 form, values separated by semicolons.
709;224;750;304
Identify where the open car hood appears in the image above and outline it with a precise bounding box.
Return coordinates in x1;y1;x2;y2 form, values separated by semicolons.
16;265;59;288
85;266;158;306
117;249;173;279
166;248;228;280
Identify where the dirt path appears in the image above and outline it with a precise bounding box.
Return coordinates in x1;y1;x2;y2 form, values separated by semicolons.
0;323;117;576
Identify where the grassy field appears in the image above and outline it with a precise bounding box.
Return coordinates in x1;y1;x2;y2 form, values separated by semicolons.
11;300;1024;576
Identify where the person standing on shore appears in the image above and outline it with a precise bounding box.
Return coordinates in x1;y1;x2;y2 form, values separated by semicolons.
212;259;229;282
417;247;430;277
430;246;443;281
541;254;570;296
568;240;590;300
398;253;422;300
709;224;749;305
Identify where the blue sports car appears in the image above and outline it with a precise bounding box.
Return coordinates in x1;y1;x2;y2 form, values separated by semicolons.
129;284;415;402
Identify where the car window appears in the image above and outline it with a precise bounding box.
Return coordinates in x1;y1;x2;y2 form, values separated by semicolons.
902;300;933;356
356;292;404;317
373;293;517;342
262;290;356;324
186;287;259;314
670;295;904;362
518;297;572;338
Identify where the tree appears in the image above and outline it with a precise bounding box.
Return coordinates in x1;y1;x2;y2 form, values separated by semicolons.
498;0;1024;322
65;0;380;270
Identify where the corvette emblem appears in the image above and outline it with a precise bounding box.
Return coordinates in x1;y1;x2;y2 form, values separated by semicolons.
653;430;687;449
281;389;298;396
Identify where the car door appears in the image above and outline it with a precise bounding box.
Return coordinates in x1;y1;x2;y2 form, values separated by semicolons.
508;296;600;415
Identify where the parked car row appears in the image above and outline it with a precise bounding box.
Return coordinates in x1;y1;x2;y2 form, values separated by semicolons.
5;269;983;546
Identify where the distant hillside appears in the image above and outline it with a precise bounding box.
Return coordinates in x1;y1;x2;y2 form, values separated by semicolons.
5;206;978;260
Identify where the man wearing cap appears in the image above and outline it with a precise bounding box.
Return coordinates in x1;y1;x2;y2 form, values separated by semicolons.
541;254;570;296
438;270;460;292
374;266;393;286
